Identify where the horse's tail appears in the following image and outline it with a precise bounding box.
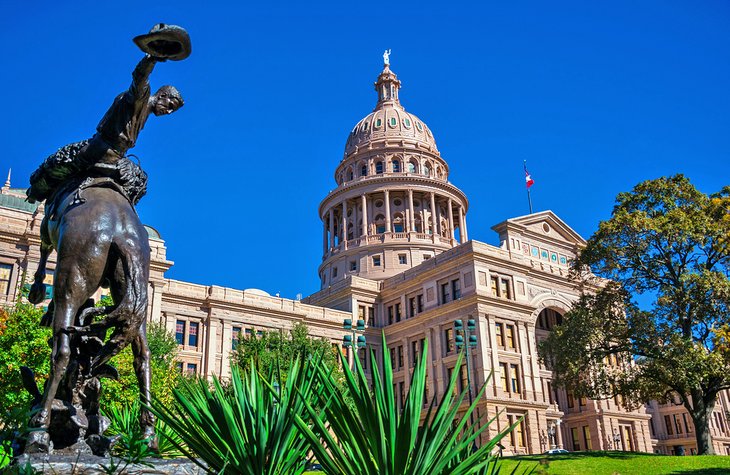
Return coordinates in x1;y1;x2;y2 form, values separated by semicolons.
88;239;149;373
101;239;149;329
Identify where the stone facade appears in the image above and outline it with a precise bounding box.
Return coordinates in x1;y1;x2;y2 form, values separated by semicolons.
2;61;729;456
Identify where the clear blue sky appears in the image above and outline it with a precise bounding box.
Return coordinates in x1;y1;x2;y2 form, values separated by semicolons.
2;1;728;299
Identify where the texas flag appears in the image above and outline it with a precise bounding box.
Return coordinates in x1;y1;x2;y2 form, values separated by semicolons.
524;163;535;189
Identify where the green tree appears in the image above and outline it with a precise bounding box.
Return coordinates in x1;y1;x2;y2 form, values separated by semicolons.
101;321;181;410
0;302;51;417
230;322;343;384
540;175;730;455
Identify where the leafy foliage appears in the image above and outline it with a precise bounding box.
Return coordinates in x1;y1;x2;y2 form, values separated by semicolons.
149;358;323;475
100;321;181;410
231;322;341;380
540;175;730;454
295;333;522;475
0;302;51;420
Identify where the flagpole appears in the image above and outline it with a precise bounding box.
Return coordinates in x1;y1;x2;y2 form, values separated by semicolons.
524;160;533;214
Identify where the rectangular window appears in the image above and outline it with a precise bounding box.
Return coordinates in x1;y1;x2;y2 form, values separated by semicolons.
398;254;407;265
579;396;587;407
395;303;402;322
510;364;520;394
411;340;419;366
571;427;581;451
506;325;516;349
175;361;183;373
583;426;592;450
232;326;242;350
397;345;404;368
459;364;468;394
350;261;357;271
490;277;498;297
444;328;454;355
674;414;683;434
495;322;505;347
175;320;185;345
508;414;526;448
399;381;405;409
500;278;511;300
664;415;674;435
452;279;461;299
388;306;394;325
390;347;396;369
373;256;381;266
187;363;197;375
441;283;451;304
409;297;416;318
188;322;199;347
683;413;692;433
416;294;424;313
0;263;12;296
567;392;575;408
499;362;509;392
368;307;375;326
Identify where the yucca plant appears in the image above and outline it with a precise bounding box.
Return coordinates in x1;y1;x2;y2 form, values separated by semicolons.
104;400;184;459
149;357;326;475
295;333;526;475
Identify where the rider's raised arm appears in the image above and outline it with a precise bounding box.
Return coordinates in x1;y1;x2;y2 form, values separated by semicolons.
129;55;157;102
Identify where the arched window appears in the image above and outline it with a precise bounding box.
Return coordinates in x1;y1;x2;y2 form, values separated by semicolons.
361;164;368;176
375;214;386;234
537;308;563;331
376;161;384;174
392;160;401;173
415;216;423;233
408;161;417;173
423;165;430;177
347;168;354;181
393;213;405;233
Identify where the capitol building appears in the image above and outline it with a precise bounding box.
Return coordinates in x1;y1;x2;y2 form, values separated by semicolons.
1;60;729;457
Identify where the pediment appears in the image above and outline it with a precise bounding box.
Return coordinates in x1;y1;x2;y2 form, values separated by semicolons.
491;211;586;263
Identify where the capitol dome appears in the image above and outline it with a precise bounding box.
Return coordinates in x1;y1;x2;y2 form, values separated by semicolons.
317;56;470;288
344;65;438;157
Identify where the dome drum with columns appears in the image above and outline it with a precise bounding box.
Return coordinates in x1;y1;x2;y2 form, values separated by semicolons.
319;60;469;288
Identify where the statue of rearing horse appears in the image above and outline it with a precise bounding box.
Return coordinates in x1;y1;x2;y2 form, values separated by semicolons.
21;24;191;455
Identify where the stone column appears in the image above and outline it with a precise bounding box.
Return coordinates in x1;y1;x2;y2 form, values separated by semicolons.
430;192;438;236
458;206;467;243
328;208;334;249
149;281;164;324
353;199;359;239
322;217;328;255
361;194;368;237
447;198;454;241
462;208;469;241
486;314;500;398
408;189;415;233
342;201;348;249
385;190;392;232
221;321;232;380
205;313;219;379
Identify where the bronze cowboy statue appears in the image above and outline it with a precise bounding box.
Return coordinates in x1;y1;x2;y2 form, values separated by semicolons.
20;24;191;456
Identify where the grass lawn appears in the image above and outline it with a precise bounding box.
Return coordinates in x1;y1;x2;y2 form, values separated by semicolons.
499;451;730;475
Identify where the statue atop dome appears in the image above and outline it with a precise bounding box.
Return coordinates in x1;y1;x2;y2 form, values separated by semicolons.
383;49;391;66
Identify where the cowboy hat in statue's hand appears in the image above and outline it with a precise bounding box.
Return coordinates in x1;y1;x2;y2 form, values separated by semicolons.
133;23;191;61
